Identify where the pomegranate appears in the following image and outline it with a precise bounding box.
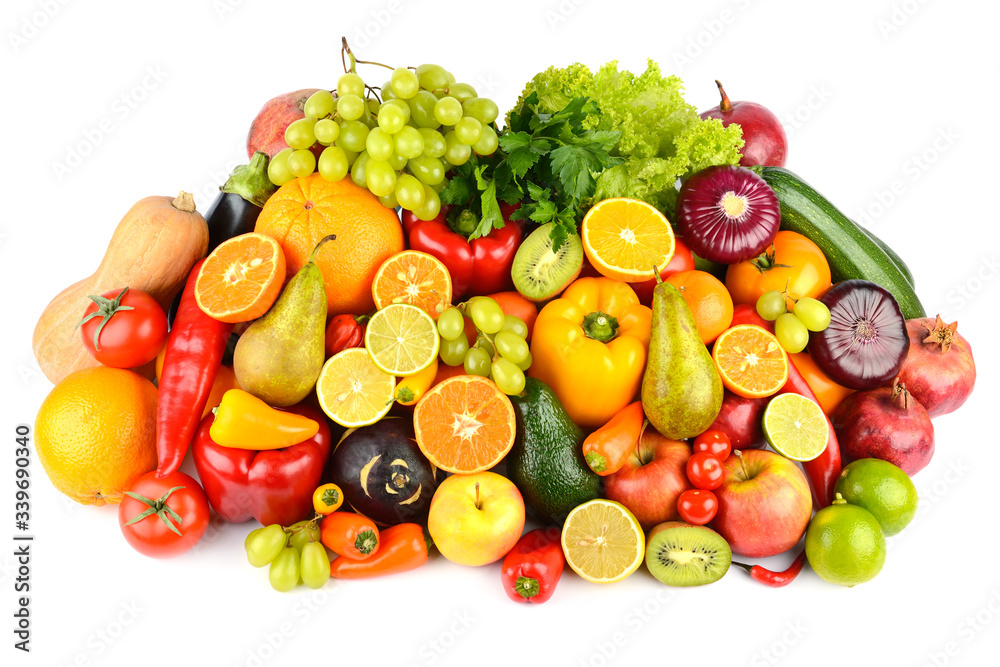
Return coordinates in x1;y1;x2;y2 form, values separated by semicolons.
699;80;788;167
896;315;975;417
246;88;321;159
832;379;934;476
705;390;767;449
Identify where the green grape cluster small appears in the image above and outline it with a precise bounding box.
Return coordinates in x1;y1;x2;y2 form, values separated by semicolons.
436;296;531;396
756;290;832;353
267;63;501;221
244;518;330;592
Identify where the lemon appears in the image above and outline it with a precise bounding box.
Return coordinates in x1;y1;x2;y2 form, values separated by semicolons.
805;494;886;587
316;348;396;427
762;392;828;461
835;459;918;536
561;499;645;584
364;303;440;376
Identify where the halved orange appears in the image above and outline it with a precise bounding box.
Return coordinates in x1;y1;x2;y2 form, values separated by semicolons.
712;324;789;399
371;250;452;319
581;198;675;283
195;233;286;323
413;375;515;474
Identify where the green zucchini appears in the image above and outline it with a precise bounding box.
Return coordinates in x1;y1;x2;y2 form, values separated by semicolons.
856;223;914;287
755;166;925;320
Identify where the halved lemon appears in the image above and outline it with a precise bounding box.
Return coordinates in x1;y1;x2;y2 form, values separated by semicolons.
316;348;395;428
561;499;645;584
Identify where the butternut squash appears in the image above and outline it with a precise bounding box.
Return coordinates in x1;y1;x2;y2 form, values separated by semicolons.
32;192;208;383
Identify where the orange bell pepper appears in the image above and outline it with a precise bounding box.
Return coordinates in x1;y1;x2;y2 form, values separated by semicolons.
529;277;651;428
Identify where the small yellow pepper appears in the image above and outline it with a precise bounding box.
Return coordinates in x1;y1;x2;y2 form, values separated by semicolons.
529;277;651;428
210;389;320;450
395;357;439;407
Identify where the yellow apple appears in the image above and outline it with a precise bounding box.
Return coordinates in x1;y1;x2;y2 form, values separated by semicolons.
428;471;525;566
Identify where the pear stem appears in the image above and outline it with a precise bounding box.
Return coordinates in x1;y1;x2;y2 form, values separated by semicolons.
715;80;732;112
309;234;337;264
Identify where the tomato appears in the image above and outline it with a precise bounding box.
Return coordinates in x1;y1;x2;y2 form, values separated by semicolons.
630;237;697;306
487;291;538;342
693;430;732;461
79;287;168;368
677;489;719;525
725;231;831;310
686;452;725;490
118;471;210;558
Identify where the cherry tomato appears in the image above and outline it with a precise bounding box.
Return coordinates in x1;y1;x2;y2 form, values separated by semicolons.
686;452;725;490
725;231;831;310
78;287;168;368
693;430;732;461
118;471;210;558
677;489;719;525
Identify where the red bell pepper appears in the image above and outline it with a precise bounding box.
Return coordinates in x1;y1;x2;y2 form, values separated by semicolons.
500;528;565;604
324;313;367;358
191;402;331;526
401;204;522;299
155;259;233;478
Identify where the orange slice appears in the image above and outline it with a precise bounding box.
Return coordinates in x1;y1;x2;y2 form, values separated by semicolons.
371;250;452;319
712;325;789;399
581;198;675;283
195;233;286;323
413;375;515;474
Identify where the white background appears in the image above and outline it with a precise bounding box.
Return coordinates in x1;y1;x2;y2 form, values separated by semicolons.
3;0;999;666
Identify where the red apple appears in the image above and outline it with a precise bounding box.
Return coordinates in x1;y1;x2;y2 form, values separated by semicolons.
705;390;767;450
604;429;692;531
710;449;811;557
246;88;321;159
699;80;787;168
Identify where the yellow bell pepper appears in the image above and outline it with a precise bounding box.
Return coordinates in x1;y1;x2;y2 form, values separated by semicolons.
529;277;651;428
395;357;439;406
209;389;319;450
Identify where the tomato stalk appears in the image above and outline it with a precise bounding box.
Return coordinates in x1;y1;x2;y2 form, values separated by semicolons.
123;486;187;536
75;287;135;351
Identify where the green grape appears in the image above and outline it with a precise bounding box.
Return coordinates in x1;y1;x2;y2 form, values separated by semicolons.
775;313;809;353
462;97;499;125
314;118;341;145
267;148;294;186
350;151;370;189
300;541;331;590
246;524;287;568
268;545;301;592
317;146;349;182
500;315;529;339
365;158;397;197
439;335;469;366
416;64;450;91
386;151;407;170
393;126;424;159
337;72;365;98
379;191;399;209
415;185;441;220
304;90;336;119
378;99;410;134
288;520;320;551
495;331;529;365
437;307;465;341
514;351;533;372
407;155;445;186
444;131;472;166
338;120;370;153
390;67;419;99
793;297;832;332
464;346;492;377
491;358;526;395
380;81;397;100
407;91;439;128
475;335;496;359
366;127;394;161
429;180;446;194
454;117;482;146
473;125;499;156
434;97;463;126
368;97;381;115
244;526;264;553
469;297;504;334
395;174;425;210
287;149;316;178
337;94;366;121
418;128;447;158
284;118;318;150
448;82;477;102
756;290;786;321
343;147;359;167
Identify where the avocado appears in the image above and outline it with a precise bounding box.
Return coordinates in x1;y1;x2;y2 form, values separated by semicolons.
507;377;600;525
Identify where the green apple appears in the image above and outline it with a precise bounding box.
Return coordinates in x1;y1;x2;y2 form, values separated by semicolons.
428;471;525;566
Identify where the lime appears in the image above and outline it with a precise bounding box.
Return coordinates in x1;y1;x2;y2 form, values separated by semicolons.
364;303;440;376
835;459;918;537
805;494;886;587
561;499;645;584
316;348;395;427
762;392;828;461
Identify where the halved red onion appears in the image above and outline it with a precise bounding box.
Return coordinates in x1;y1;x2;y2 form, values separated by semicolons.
675;165;780;264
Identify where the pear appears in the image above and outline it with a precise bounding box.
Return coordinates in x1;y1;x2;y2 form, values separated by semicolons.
233;235;334;407
641;279;723;439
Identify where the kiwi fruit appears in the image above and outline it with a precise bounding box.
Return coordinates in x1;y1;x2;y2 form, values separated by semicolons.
645;521;732;587
511;222;583;302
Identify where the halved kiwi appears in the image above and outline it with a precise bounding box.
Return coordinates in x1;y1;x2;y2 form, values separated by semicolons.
511;223;583;302
645;521;732;587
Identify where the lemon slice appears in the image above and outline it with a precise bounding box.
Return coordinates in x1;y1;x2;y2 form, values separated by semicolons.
561;499;645;584
364;303;440;376
762;392;829;462
316;348;395;428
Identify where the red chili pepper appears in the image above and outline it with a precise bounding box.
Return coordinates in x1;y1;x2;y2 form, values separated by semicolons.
401;204;523;299
781;357;841;508
500;528;565;604
324;313;367;358
155;259;232;478
733;550;806;587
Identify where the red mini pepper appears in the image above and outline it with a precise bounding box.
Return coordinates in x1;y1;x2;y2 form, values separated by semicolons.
329;523;429;579
155;259;233;478
401;204;522;299
733;550;806;588
500;528;565;604
324;313;367;358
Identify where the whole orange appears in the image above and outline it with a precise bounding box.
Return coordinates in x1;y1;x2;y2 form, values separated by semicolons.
254;173;405;315
665;270;734;344
34;367;158;505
